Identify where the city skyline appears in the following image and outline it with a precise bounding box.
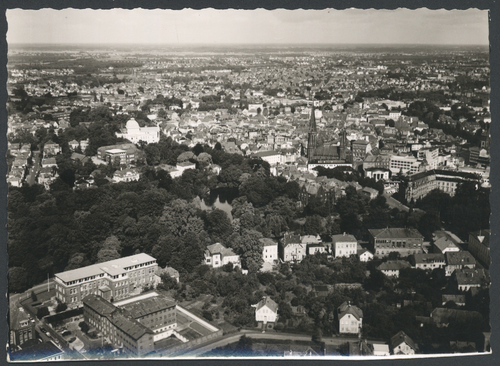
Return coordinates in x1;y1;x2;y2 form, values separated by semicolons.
7;8;489;46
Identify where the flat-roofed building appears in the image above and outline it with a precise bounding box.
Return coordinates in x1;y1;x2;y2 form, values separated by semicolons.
97;143;140;166
389;154;421;175
54;253;158;308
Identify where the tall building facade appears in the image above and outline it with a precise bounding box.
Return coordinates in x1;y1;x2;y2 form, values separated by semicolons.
54;254;158;308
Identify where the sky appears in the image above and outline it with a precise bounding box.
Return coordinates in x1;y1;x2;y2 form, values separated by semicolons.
6;8;489;46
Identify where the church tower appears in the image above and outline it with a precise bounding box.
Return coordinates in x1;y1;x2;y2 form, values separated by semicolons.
307;104;317;160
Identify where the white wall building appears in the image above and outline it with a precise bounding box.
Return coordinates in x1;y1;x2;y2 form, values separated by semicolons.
116;118;160;144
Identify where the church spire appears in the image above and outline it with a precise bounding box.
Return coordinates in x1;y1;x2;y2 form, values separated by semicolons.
307;103;317;161
309;104;317;132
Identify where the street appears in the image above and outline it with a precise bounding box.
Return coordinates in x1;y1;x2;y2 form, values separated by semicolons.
177;330;360;357
383;192;409;212
25;151;41;186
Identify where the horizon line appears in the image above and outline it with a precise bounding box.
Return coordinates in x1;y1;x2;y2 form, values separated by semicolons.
8;42;489;47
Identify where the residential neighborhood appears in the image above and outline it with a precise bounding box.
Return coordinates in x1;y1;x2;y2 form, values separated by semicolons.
6;8;492;361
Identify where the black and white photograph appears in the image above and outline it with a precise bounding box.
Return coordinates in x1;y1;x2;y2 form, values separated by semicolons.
3;4;495;362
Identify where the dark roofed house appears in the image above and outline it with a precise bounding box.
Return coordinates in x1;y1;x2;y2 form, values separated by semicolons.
377;260;411;278
338;301;363;335
445;251;476;276
442;294;466;307
9;306;36;351
412;253;446;270
369;228;424;257
430;308;483;328
432;230;462;254
453;268;489;291
252;296;278;330
390;331;418;355
280;232;306;263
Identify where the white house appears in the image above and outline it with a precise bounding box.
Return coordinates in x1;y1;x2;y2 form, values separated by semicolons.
112;168;140;183
390;331;417;355
377;260;411;278
332;233;358;258
358;249;374;262
204;243;240;268
338;301;363;335
260;238;278;263
252;296;278;330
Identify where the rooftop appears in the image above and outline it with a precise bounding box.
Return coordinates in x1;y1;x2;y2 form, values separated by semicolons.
55;253;156;283
369;227;424;239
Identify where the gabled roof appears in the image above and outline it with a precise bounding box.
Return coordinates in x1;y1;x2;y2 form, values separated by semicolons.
254;296;278;313
338;301;363;321
390;331;417;351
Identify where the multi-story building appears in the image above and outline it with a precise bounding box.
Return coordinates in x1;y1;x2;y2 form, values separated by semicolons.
432;230;462;254
389;154;421;175
467;230;490;268
54;253;158;308
279;232;306;263
390;331;417;355
338;301;363;335
363;154;391;171
204;243;240;268
444;251;476;276
369;228;424;257
417;147;440;170
83;295;156;356
260;238;279;263
9;306;36;350
332;233;358;258
116;295;177;341
116;118;160;144
97;143;140;166
252;296;278;330
412;253;446;270
405;170;480;202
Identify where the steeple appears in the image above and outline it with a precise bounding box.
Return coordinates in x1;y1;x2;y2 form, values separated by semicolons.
307;104;317;160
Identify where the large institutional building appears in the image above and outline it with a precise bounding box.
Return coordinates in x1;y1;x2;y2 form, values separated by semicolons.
82;291;221;356
368;228;424;257
116;118;160;144
54;253;158;308
306;104;352;171
405;169;480;202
